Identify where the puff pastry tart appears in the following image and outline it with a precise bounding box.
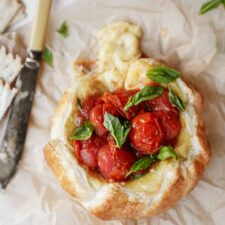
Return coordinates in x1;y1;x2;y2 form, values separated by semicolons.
44;22;210;220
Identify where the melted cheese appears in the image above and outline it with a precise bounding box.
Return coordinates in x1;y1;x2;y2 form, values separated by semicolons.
125;160;178;194
51;89;77;142
175;114;192;158
96;69;124;93
65;98;78;140
75;75;106;101
125;58;160;89
97;21;142;75
168;81;188;103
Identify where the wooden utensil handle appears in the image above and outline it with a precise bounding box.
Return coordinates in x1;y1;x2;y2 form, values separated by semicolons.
29;0;52;52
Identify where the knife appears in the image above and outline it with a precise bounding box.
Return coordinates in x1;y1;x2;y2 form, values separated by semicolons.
0;0;52;188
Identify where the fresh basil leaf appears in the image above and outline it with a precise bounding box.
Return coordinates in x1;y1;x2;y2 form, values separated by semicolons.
168;88;186;111
146;66;181;84
157;146;178;161
199;0;222;14
222;0;225;7
103;112;130;148
124;86;164;111
43;47;53;67
57;21;69;38
126;156;155;177
127;146;178;177
70;121;93;140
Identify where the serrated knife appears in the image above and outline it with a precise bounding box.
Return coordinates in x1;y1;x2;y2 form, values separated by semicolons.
0;0;52;188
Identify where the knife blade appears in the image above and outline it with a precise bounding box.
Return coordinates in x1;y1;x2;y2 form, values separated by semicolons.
0;0;52;188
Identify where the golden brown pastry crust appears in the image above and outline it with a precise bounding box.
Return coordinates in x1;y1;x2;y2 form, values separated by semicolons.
44;21;210;220
44;82;210;220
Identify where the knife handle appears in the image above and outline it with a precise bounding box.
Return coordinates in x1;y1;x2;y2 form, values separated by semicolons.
29;0;52;52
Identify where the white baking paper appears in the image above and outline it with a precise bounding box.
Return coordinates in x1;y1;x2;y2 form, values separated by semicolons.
0;0;225;224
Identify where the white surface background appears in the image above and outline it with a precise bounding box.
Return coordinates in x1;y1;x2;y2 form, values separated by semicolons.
0;0;225;224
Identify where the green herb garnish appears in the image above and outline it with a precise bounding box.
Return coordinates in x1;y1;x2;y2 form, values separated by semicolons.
168;88;186;111
70;121;93;141
126;155;155;177
124;86;164;111
57;21;69;38
103;112;131;148
200;0;224;14
146;65;181;84
43;47;53;67
157;146;178;161
127;146;178;178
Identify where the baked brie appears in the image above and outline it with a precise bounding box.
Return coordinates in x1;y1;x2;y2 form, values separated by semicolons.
44;21;210;220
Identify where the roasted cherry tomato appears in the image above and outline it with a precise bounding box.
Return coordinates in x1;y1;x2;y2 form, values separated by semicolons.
101;92;122;116
116;89;141;119
154;110;181;141
90;103;118;136
97;142;136;181
146;90;178;113
81;95;97;119
101;89;140;119
73;87;182;180
89;104;107;136
129;112;165;154
73;136;106;169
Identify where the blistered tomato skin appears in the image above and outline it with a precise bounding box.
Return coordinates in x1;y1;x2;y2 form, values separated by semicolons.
90;105;107;136
97;144;136;181
147;90;178;113
129;112;166;154
72;140;82;162
116;89;141;119
154;110;181;141
90;103;118;136
73;136;105;170
81;96;97;119
101;89;140;119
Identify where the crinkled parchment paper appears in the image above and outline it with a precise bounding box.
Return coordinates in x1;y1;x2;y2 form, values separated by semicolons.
0;0;225;224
